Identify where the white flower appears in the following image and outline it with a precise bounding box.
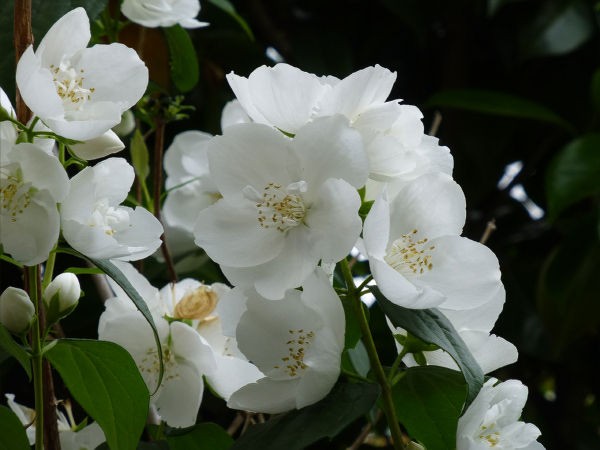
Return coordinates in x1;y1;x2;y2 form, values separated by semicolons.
364;172;503;310
1;142;69;265
5;393;105;450
227;269;345;414
15;8;148;141
391;286;518;374
69;130;125;160
99;306;216;427
0;287;34;334
457;378;545;450
226;63;452;181
60;157;163;261
193;115;368;299
121;0;209;29
162;130;220;256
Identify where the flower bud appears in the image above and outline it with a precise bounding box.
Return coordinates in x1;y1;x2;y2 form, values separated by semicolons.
0;287;35;334
70;130;125;160
44;273;81;323
112;110;135;137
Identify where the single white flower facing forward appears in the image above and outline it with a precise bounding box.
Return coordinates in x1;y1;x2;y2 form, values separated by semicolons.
193;115;368;299
16;8;148;141
121;0;209;28
5;393;105;450
457;378;545;450
162;130;220;256
1;142;69;265
226;63;452;181
227;269;345;414
364;172;503;310
60;157;163;261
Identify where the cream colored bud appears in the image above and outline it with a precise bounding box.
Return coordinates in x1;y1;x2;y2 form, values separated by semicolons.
173;286;218;321
0;287;35;334
44;273;81;321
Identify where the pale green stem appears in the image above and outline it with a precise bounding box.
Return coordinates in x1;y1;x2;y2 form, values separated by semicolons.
339;258;406;450
388;347;409;384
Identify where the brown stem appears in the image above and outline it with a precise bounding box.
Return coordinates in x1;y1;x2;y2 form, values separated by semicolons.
152;118;177;283
43;360;60;450
348;410;383;450
14;0;33;123
479;219;497;245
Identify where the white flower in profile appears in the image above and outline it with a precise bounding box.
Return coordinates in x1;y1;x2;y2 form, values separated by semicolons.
457;378;545;450
1;142;69;265
16;7;148;141
121;0;209;28
193;115;368;299
364;172;502;310
60;157;163;261
226;63;452;181
390;287;518;374
162;130;220;256
5;393;105;450
227;269;345;414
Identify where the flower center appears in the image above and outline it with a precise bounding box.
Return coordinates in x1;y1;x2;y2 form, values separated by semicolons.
384;229;435;276
50;61;95;112
0;166;35;222
479;424;501;447
173;286;218;321
139;345;178;387
87;199;131;236
244;181;307;233
273;329;315;377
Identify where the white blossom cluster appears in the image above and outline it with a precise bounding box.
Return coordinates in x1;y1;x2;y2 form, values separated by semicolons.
0;7;546;450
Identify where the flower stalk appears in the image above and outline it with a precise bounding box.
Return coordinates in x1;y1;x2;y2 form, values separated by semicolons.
339;258;405;450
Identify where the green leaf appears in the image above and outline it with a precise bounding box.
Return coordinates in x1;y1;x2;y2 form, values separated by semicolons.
166;423;233;450
0;405;30;450
372;287;483;408
519;0;594;59
0;324;31;379
207;0;254;40
231;382;380;450
130;129;150;180
45;339;149;450
425;89;574;133
64;266;105;275
346;339;370;378
86;256;164;391
392;366;466;450
163;25;199;93
546;133;600;218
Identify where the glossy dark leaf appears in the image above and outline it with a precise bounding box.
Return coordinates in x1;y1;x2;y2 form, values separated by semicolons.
0;405;30;450
166;423;233;450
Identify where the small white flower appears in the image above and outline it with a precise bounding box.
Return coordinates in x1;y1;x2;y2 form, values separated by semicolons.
457;378;545;450
226;63;452;181
121;0;209;29
16;8;148;141
227;269;345;414
162;130;220;256
5;393;105;450
364;172;502;310
0;287;34;334
60;158;163;261
1;142;69;265
193;115;368;299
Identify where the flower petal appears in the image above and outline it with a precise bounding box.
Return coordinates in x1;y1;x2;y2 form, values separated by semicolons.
36;7;90;67
228;377;298;414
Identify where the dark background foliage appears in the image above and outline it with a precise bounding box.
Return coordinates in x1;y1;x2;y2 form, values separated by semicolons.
1;0;599;448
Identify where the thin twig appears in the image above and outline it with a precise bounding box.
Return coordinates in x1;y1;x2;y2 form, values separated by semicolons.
227;413;245;436
428;111;442;137
479;219;497;245
347;410;383;450
14;0;33;123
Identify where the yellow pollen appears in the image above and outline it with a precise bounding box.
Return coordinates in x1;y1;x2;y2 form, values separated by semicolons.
50;63;95;110
1;168;34;222
256;182;306;233
384;229;435;276
274;329;315;377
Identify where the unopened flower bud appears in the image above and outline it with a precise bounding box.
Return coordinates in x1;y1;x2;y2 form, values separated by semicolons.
112;110;135;137
70;130;125;160
0;287;34;334
44;273;81;323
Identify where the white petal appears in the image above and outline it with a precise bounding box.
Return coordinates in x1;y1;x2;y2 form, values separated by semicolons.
70;130;125;160
363;190;392;258
220;99;252;130
215;287;248;337
44;101;123;141
439;285;505;332
36;8;90;67
155;363;203;427
111;206;163;261
292;115;369;191
228;377;298;414
91;158;134;205
194;197;285;267
206;354;263;401
164;130;212;183
12;143;69;201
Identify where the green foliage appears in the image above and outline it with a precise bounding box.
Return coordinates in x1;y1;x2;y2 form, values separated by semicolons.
546;133;600;218
206;0;254;40
45;339;149;450
372;287;484;408
166;423;234;450
392;366;466;450
130;129;150;181
231;382;380;450
0;405;30;450
0;323;31;379
163;25;200;93
425;89;574;132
